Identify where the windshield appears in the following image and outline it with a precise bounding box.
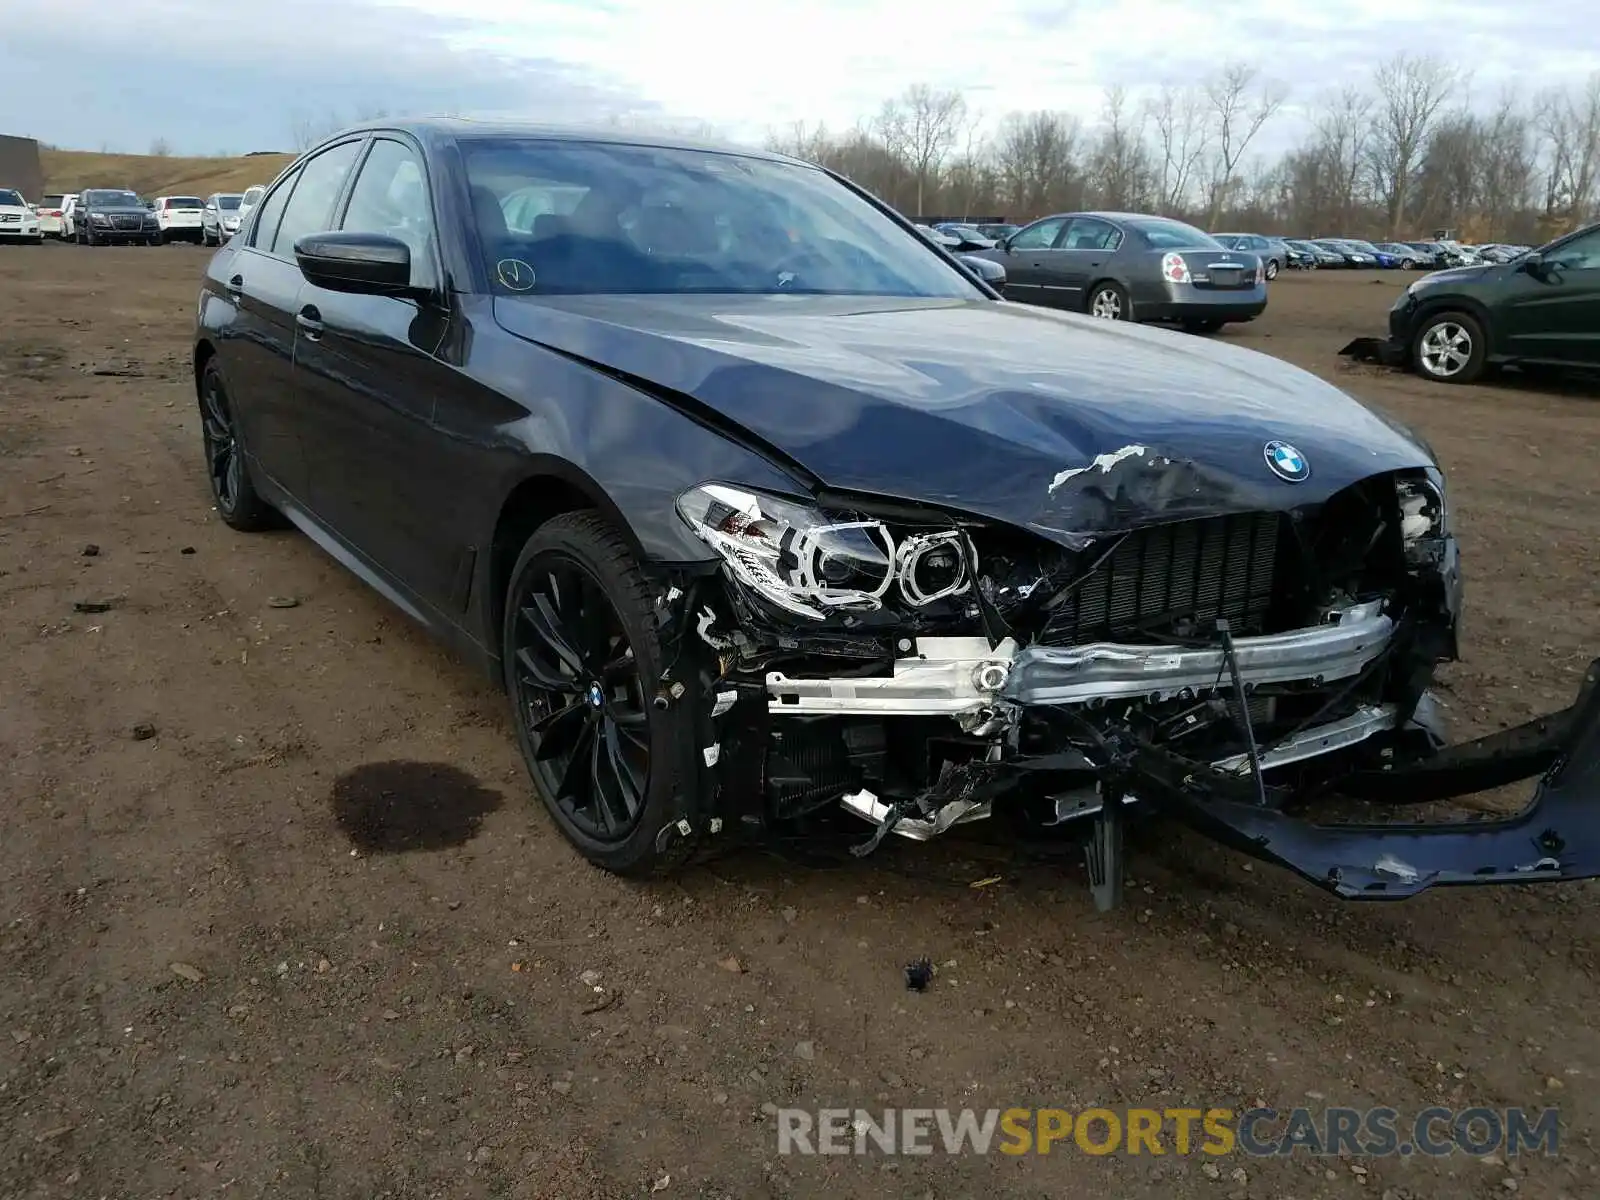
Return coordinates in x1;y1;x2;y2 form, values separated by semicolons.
0;188;23;207
84;189;141;208
1348;240;1381;253
217;195;242;210
1130;218;1222;250
461;138;981;298
166;196;203;209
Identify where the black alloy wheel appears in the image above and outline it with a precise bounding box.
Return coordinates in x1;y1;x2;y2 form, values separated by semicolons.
503;512;701;876
512;557;651;840
198;360;277;530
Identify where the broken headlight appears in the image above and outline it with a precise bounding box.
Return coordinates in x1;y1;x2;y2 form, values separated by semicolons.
676;483;972;621
1396;468;1449;544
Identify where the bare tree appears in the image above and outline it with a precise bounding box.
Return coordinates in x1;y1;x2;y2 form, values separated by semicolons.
287;109;351;152
1536;72;1600;227
1088;86;1155;211
1148;84;1209;214
993;110;1083;217
1476;91;1537;239
1367;54;1460;237
148;136;173;157
1202;62;1288;227
878;84;967;216
1312;85;1374;231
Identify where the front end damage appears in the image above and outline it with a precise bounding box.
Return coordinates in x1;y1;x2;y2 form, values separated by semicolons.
654;463;1600;909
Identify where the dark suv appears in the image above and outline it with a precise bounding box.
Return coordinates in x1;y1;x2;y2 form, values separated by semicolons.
1344;221;1600;384
72;188;160;245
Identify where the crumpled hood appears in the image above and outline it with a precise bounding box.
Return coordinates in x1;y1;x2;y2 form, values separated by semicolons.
492;294;1436;540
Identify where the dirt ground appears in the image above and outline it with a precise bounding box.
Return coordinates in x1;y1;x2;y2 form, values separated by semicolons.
3;246;1599;1200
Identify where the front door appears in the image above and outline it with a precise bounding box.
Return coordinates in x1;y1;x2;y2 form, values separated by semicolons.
215;166;310;500
292;135;462;608
997;216;1068;306
1497;228;1600;365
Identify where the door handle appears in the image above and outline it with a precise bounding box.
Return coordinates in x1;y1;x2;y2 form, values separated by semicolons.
296;306;324;339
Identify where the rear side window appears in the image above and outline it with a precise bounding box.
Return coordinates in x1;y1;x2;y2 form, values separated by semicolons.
269;141;363;257
248;168;300;252
1062;217;1121;251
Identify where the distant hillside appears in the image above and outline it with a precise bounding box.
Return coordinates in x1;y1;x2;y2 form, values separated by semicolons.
41;148;295;198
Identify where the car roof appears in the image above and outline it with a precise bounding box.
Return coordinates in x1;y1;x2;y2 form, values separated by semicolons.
308;117;808;168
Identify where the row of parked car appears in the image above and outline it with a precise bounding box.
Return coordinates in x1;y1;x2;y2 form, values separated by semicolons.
914;219;1537;282
11;186;268;246
1212;233;1536;275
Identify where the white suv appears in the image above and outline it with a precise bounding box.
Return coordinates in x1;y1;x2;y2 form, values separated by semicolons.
236;184;266;232
201;192;244;245
154;195;205;243
36;193;74;238
0;188;42;243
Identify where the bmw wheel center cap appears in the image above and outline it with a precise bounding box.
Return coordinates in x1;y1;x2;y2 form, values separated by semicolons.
587;682;605;708
1263;440;1310;483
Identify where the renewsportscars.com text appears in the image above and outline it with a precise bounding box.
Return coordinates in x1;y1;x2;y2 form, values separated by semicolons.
776;1105;1560;1158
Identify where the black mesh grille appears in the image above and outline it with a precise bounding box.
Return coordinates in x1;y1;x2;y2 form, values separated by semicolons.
1039;512;1283;645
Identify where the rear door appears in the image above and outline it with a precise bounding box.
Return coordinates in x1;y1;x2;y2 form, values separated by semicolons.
1497;228;1600;364
219;138;364;502
1052;216;1123;307
996;216;1068;305
293;134;463;603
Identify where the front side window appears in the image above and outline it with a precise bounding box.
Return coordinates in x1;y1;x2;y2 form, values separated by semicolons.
341;138;436;288
1009;217;1066;251
270;140;363;258
460;138;983;298
1547;228;1600;270
247;168;300;251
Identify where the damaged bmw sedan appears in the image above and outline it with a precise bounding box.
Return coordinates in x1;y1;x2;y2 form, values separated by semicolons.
193;120;1600;908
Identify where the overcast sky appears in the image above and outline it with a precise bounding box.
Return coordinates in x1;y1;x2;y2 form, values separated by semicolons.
3;0;1598;158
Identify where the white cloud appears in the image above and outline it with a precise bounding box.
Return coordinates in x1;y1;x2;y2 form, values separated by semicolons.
1;0;1596;154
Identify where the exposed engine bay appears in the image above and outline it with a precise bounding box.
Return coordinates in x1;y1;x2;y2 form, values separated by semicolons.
660;465;1600;908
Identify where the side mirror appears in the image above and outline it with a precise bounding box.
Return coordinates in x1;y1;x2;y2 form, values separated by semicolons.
294;231;417;296
1518;252;1545;277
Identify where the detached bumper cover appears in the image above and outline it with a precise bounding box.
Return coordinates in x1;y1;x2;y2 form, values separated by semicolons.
1141;660;1600;899
1338;336;1407;367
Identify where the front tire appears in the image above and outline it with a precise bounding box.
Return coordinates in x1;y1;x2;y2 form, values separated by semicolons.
1413;311;1487;385
1264;259;1279;280
1086;280;1131;321
503;511;701;877
198;359;278;530
1401;257;1416;270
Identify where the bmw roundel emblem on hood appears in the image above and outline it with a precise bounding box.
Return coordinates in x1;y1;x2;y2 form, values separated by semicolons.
1263;440;1310;483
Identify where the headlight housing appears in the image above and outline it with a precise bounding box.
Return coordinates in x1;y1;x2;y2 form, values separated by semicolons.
1396;468;1449;544
676;483;973;621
